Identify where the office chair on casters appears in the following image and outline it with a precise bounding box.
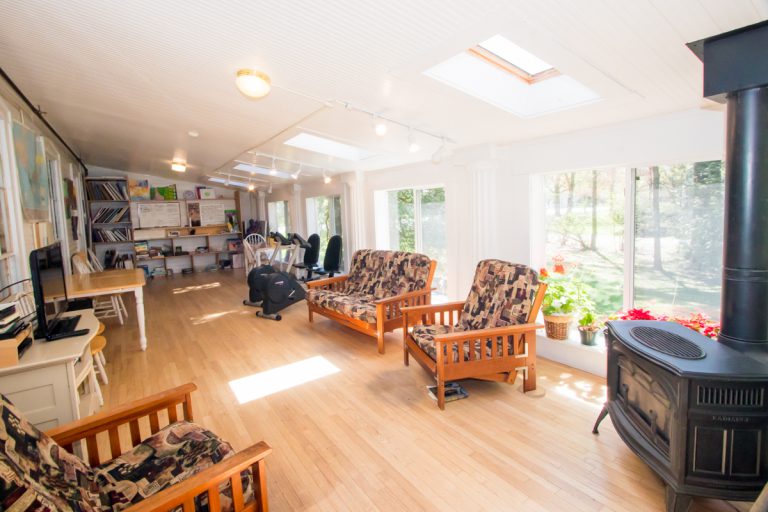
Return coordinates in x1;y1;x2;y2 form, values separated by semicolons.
294;233;321;280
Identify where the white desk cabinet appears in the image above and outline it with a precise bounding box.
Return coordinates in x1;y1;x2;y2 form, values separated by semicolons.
0;310;99;430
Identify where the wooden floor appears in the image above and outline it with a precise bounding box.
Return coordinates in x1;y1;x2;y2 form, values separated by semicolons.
100;271;748;512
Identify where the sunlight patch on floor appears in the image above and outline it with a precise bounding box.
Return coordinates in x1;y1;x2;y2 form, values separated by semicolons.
189;309;248;325
173;282;221;294
540;374;607;409
229;356;341;404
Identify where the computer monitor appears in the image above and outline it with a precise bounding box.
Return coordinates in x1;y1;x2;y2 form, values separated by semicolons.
29;242;68;339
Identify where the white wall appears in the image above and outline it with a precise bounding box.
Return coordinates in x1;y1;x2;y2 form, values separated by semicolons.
342;107;726;301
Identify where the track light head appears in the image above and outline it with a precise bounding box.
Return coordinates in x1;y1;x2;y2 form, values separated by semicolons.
373;114;387;136
269;158;277;175
408;128;420;154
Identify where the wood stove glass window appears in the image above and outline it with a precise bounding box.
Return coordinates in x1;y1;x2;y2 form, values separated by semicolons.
634;161;724;318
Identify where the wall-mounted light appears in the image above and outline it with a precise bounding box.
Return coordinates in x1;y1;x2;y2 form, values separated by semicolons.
171;161;186;172
235;69;271;99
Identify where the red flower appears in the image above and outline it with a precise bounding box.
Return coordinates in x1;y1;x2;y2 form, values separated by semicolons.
539;268;549;279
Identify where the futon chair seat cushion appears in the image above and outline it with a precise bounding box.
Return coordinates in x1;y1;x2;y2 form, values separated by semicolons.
306;289;378;323
1;394;101;512
413;324;525;363
96;421;253;511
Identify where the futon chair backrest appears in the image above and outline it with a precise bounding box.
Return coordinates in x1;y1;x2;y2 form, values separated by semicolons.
344;249;433;299
0;394;100;511
458;259;540;331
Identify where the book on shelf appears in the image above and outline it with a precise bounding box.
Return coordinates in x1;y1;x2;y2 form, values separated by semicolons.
91;206;131;224
92;227;131;243
0;303;16;321
86;180;129;201
426;382;468;402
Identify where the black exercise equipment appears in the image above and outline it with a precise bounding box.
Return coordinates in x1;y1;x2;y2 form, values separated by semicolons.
313;235;342;278
293;233;321;281
243;232;306;321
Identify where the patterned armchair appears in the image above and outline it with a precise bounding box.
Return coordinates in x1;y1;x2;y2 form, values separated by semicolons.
0;383;271;511
402;260;547;409
306;250;436;354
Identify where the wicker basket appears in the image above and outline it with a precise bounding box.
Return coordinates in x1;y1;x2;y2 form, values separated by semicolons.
544;315;573;340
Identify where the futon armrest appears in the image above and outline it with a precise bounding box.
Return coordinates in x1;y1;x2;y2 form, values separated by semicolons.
124;441;273;512
374;288;433;321
433;323;544;343
306;275;348;289
401;301;464;330
373;287;433;305
47;383;197;446
400;301;464;315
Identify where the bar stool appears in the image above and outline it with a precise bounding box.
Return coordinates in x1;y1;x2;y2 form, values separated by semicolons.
91;336;109;385
95;322;107;367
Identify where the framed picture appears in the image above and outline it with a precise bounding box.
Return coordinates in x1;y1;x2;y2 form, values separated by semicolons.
199;188;216;200
187;202;201;227
183;190;196;200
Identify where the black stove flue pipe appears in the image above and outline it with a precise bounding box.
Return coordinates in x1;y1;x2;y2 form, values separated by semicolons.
688;21;768;346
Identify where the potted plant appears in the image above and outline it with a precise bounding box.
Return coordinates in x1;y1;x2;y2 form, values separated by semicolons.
540;271;583;340
578;309;601;346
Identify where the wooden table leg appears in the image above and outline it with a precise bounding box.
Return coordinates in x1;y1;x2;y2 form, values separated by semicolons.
134;287;147;350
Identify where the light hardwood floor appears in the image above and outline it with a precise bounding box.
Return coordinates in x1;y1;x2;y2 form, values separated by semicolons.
100;271;748;512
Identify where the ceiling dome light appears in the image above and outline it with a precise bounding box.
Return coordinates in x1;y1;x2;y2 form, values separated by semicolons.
171;161;186;172
235;69;271;99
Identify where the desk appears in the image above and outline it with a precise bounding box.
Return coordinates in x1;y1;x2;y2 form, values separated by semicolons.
50;269;148;350
0;310;98;430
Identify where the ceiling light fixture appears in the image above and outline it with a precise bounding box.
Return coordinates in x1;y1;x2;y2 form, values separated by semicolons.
408;128;420;154
268;183;273;194
291;165;302;180
171;161;186;172
187;130;199;138
235;69;272;99
269;158;278;175
431;138;453;164
323;170;331;184
373;114;387;136
248;180;255;191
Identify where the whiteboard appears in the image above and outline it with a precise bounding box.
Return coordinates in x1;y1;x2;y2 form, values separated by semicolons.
200;202;225;226
137;202;182;228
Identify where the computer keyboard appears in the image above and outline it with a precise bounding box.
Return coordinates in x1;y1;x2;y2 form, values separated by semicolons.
49;315;81;336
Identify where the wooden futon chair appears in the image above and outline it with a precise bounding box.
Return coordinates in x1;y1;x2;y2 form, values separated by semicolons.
403;259;546;409
0;383;271;511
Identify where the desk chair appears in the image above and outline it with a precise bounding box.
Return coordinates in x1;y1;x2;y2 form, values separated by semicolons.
71;252;125;325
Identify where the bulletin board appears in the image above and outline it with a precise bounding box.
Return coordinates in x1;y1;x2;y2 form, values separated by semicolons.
137;202;182;228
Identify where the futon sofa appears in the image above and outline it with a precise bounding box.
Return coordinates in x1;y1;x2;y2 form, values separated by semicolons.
306;249;436;353
0;383;271;511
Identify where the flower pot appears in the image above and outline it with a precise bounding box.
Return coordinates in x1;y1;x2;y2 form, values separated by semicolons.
579;328;599;346
544;315;572;340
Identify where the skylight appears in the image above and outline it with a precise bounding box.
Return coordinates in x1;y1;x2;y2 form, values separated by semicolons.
208;176;250;188
233;162;292;180
478;35;553;76
284;133;374;161
424;37;601;118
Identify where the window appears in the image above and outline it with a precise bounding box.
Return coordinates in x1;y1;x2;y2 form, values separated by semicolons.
544;169;625;315
378;187;447;295
306;195;342;261
634;162;724;317
541;160;724;318
267;200;290;235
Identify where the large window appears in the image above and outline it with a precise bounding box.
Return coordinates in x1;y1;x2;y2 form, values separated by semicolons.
544;169;625;315
383;187;447;295
634;163;723;317
542;161;724;318
306;195;342;261
267;200;290;235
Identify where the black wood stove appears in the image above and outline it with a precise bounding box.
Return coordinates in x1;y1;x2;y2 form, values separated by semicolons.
593;21;768;512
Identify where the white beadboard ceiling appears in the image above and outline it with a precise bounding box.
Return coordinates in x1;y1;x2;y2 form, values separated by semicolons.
0;0;766;185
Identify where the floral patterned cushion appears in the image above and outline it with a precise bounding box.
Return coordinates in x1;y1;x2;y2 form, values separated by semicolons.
308;290;377;323
458;260;539;331
96;422;253;512
0;394;101;512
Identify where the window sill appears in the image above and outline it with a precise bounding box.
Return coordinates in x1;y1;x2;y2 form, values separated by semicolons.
536;330;607;378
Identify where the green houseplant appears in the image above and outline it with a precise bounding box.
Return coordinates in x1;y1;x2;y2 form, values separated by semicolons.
577;309;601;346
540;270;584;340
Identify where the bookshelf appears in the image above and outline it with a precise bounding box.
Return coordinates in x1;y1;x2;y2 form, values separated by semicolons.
133;226;243;277
85;177;133;268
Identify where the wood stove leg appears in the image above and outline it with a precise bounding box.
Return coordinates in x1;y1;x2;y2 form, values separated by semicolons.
592;405;609;434
665;487;692;512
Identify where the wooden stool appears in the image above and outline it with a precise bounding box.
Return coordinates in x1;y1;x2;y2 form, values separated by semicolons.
90;336;109;386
